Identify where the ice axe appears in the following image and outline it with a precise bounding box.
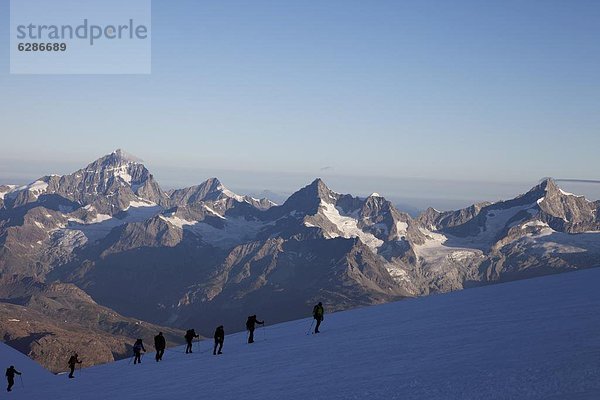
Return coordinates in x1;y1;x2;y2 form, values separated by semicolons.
306;319;315;335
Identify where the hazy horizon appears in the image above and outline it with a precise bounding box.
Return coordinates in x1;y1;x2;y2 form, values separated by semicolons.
2;150;599;214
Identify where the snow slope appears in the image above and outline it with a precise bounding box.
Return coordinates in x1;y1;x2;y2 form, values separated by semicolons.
0;342;53;386
304;200;384;249
4;269;600;400
64;203;163;242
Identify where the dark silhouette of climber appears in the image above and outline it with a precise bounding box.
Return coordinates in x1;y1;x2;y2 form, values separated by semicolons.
68;353;82;378
154;332;166;362
246;315;264;343
213;325;224;355
184;329;199;354
313;302;324;333
5;366;21;392
133;339;146;364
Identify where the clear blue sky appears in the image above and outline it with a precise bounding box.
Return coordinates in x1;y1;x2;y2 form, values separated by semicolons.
0;0;599;208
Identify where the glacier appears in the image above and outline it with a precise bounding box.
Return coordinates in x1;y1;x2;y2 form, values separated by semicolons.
3;268;600;400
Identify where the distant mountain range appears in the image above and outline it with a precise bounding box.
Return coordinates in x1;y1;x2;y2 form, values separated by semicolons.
1;149;599;370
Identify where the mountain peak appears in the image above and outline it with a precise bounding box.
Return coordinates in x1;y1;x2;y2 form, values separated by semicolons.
73;150;155;194
280;178;338;213
529;178;569;200
538;177;558;191
515;178;560;204
111;149;144;164
307;178;335;197
202;178;223;192
86;150;145;172
169;178;246;205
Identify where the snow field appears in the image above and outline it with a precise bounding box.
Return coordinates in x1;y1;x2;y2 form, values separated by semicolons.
3;268;600;399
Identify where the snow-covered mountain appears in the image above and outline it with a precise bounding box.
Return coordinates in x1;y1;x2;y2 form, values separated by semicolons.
2;149;166;212
1;150;599;370
169;177;276;211
3;268;600;400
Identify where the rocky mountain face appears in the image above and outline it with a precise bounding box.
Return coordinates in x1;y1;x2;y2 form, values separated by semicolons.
1;150;599;369
0;276;184;373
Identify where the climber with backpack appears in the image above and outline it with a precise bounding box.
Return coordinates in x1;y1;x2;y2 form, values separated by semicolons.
184;329;199;354
313;302;324;334
132;339;146;364
67;353;82;378
154;332;166;362
213;325;225;355
246;315;264;344
5;365;21;392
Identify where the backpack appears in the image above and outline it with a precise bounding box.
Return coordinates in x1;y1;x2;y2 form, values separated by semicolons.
214;327;223;339
133;340;143;352
314;305;323;318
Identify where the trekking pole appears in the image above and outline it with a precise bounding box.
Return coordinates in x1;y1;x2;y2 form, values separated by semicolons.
306;319;314;335
19;375;24;389
262;323;266;341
